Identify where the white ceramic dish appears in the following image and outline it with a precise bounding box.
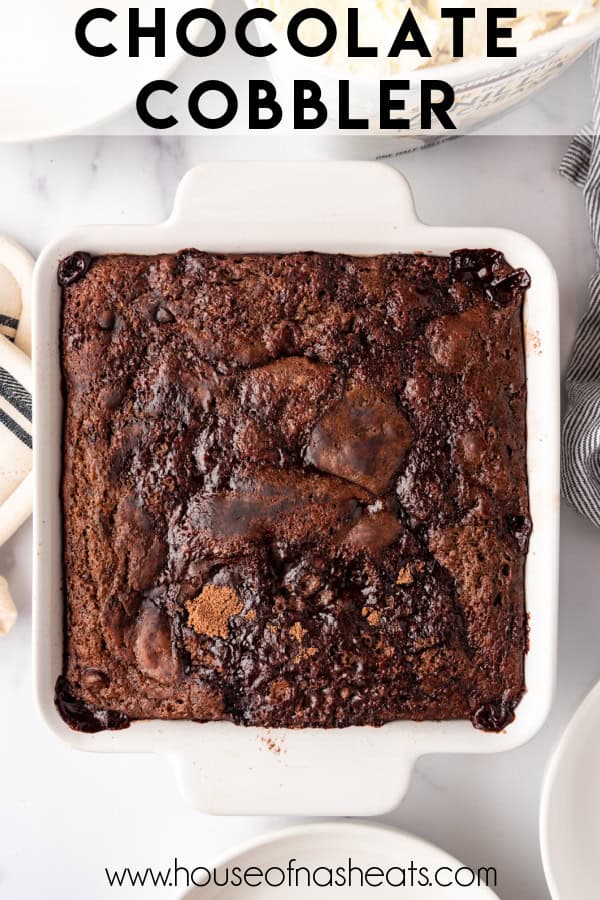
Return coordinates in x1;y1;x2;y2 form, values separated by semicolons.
172;821;500;899
0;0;211;142
540;679;600;900
32;162;560;815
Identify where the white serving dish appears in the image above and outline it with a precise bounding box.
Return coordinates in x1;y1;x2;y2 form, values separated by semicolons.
32;162;560;816
540;678;600;900
0;0;212;142
173;821;500;899
247;2;600;141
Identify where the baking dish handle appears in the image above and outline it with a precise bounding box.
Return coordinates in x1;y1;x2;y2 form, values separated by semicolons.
169;161;421;233
168;731;420;816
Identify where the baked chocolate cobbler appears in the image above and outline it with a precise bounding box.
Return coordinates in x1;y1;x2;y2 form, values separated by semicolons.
57;249;531;733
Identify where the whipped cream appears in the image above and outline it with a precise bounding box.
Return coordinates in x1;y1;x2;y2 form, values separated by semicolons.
256;1;599;74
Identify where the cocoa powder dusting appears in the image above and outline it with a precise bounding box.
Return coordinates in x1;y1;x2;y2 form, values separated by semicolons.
186;586;243;639
260;736;284;755
396;566;413;585
397;561;425;584
362;606;381;626
289;621;307;643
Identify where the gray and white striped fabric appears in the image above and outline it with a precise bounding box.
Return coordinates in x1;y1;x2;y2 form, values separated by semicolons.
0;312;19;343
0;235;33;555
0;337;32;544
561;42;600;526
0;235;33;636
0;364;31;450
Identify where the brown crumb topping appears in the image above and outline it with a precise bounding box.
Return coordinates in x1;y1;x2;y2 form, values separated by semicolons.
245;609;257;621
186;586;243;639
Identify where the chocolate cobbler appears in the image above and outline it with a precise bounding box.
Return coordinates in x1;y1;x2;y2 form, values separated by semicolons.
56;249;531;733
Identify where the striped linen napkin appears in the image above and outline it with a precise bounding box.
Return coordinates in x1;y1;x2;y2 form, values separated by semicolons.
0;235;34;634
560;42;600;526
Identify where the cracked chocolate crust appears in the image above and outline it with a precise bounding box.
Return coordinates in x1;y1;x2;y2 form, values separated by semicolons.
58;248;531;733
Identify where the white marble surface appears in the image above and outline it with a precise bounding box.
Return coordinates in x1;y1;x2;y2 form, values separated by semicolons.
0;132;599;900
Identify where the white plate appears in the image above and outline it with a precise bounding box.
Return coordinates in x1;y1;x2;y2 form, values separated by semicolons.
174;823;500;899
540;679;600;900
33;162;561;815
0;1;211;142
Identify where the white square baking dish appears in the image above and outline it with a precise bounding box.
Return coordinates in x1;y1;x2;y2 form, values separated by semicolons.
32;162;560;816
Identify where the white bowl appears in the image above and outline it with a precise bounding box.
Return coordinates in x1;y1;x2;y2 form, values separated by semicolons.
32;162;560;815
245;3;600;137
540;678;600;900
0;0;213;142
172;821;500;899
